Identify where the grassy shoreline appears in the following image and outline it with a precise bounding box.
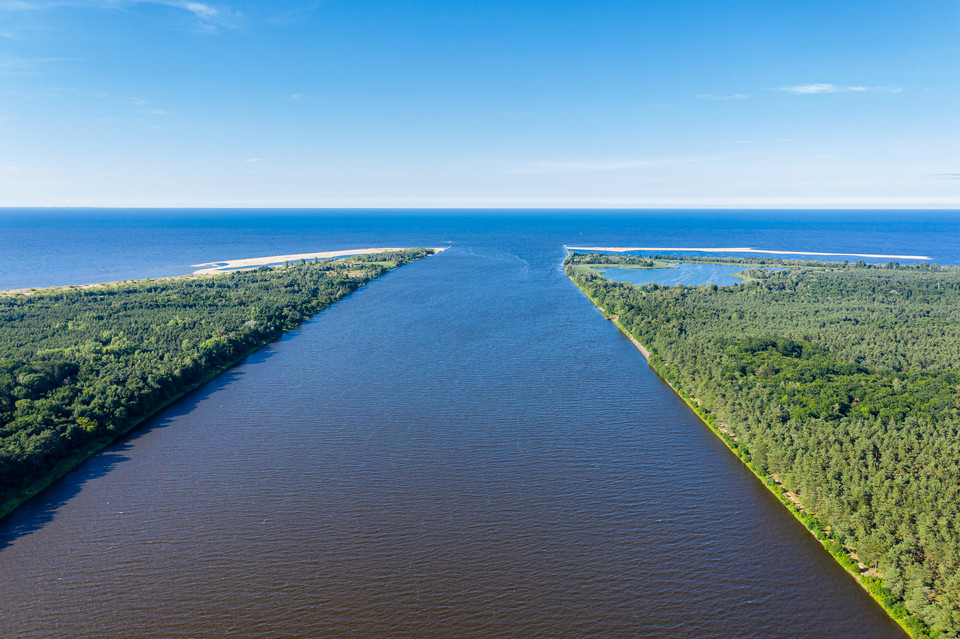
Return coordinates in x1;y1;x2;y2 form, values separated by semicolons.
567;272;929;639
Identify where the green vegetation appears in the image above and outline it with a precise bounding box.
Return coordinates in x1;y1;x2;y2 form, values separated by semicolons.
566;252;960;639
568;254;674;273
0;249;434;519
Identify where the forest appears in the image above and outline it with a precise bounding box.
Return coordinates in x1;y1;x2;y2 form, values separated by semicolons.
566;252;960;638
0;249;434;516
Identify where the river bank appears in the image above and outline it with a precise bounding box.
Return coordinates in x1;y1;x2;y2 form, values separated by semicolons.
0;335;276;522
566;270;927;639
192;247;448;274
0;249;439;523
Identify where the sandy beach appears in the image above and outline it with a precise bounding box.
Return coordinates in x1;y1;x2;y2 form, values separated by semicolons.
564;245;932;260
192;247;448;274
0;247;447;296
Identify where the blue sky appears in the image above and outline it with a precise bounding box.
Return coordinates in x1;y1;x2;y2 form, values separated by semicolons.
2;0;959;208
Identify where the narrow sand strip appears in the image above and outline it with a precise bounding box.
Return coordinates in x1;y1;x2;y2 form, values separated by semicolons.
564;246;931;260
1;248;447;296
192;247;447;274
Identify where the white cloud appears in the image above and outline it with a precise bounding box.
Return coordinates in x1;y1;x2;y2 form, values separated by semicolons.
184;2;215;19
0;2;43;9
782;83;841;94
696;93;748;100
169;1;243;29
936;173;960;181
0;1;243;31
781;83;902;95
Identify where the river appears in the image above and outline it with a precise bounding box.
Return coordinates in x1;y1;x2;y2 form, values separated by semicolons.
2;210;942;636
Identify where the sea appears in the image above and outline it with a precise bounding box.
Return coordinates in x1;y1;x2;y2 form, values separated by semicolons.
1;208;957;638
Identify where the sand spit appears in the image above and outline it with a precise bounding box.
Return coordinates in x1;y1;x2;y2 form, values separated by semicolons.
564;246;932;260
0;248;447;296
192;247;448;274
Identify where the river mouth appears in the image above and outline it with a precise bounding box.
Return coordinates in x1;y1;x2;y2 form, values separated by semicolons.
0;211;924;638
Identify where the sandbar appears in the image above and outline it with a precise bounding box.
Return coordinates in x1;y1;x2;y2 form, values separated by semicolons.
0;247;447;296
192;247;448;274
564;246;932;260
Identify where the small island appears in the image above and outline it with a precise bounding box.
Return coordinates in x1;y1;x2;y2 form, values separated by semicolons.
566;251;960;639
0;248;440;520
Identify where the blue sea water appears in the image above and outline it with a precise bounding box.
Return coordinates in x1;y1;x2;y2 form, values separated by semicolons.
1;208;958;290
1;209;957;638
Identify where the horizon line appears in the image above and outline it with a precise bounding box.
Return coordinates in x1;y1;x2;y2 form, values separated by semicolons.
2;205;960;211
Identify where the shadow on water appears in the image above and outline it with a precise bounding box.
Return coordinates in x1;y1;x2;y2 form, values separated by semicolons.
0;354;272;552
0;450;129;552
0;286;356;553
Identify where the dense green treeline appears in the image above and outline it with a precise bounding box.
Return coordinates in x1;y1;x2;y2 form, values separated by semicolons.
0;249;433;514
567;254;670;270
566;252;960;638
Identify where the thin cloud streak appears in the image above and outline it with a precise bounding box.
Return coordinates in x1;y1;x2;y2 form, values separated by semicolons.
0;0;243;30
0;1;45;9
729;138;793;145
0;55;73;75
696;93;748;100
781;83;902;94
509;157;727;174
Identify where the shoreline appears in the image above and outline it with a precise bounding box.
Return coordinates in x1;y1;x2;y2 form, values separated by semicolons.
0;248;443;522
566;271;921;639
0;247;450;296
1;274;208;298
0;337;275;522
564;245;932;260
192;247;448;274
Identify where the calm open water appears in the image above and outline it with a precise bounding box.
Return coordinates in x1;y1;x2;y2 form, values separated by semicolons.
2;209;957;637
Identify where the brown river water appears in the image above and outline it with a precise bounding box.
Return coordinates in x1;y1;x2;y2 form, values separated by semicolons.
0;239;906;637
